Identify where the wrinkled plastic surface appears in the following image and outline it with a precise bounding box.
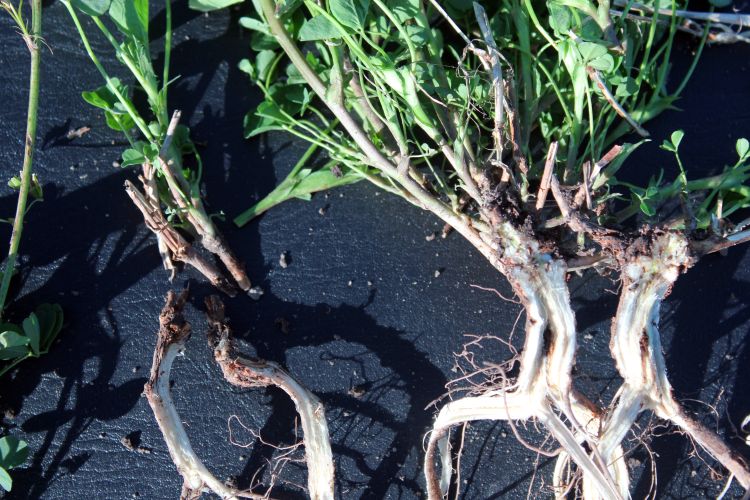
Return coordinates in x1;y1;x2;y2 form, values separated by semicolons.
0;2;749;498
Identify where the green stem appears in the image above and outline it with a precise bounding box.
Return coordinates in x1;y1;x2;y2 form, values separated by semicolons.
91;17;166;126
163;0;172;104
259;0;494;260
61;1;154;141
0;0;42;318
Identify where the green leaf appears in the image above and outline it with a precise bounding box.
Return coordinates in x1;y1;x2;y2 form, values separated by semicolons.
121;148;145;168
7;177;21;190
238;59;255;78
548;2;572;33
0;331;29;360
243;101;288;138
736;138;749;160
299;16;342;41
639;198;655;216
0;436;28;469
588;54;614;73
239;16;270;35
71;0;112;16
390;0;420;22
577;41;607;62
33;303;63;352
255;50;277;82
0;468;11;492
329;0;369;31
108;0;149;46
250;30;279;50
670;130;685;149
290;167;361;195
104;110;135;132
22;313;40;356
188;0;243;12
661;130;684;153
82;86;117;111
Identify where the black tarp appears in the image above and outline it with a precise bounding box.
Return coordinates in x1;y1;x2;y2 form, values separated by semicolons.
0;2;749;498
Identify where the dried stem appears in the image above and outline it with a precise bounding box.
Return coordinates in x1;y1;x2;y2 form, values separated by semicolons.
125;180;236;296
142;162;176;276
536;142;558;211
157;111;253;293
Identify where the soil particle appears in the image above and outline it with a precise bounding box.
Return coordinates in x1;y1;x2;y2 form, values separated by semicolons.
318;205;328;216
279;251;289;268
248;286;264;300
425;232;436;241
348;385;366;399
275;317;291;334
121;431;152;454
66;126;91;140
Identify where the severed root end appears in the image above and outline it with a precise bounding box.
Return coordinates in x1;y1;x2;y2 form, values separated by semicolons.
205;296;335;500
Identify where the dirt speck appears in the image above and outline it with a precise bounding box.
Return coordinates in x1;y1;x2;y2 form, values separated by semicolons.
348;385;366;398
121;431;151;454
275;317;291;334
279;251;289;268
66;126;91;140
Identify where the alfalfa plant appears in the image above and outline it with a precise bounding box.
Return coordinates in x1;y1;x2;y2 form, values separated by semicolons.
0;0;64;491
232;0;750;497
61;0;255;296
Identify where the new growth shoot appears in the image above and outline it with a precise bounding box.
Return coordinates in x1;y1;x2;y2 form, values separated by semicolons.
62;0;254;296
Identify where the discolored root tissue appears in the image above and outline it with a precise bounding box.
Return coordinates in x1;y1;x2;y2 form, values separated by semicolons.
145;291;334;499
204;296;335;500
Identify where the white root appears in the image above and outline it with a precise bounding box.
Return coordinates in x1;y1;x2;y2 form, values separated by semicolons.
205;296;335;500
603;231;750;492
425;223;625;500
146;291;334;499
144;290;265;499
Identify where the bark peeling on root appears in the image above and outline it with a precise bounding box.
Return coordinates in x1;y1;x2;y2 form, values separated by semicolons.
144;290;263;499
600;231;750;493
205;296;335;500
125;180;237;297
145;291;334;499
424;224;626;500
